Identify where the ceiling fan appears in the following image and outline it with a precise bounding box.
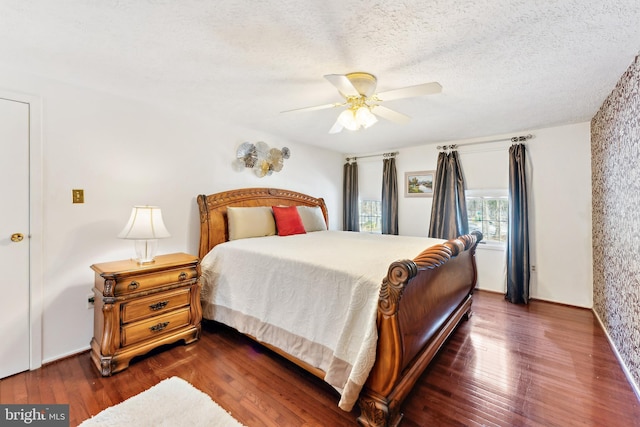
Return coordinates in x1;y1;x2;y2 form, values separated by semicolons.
281;72;442;134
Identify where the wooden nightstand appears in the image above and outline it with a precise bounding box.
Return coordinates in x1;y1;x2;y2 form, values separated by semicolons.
90;252;202;376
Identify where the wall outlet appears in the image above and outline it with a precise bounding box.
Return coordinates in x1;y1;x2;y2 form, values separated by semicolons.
87;293;95;309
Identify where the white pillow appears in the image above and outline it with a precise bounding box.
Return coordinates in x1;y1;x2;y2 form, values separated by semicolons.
296;206;327;232
227;207;276;240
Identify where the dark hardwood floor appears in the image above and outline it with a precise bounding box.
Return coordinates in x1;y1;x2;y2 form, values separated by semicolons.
1;290;639;426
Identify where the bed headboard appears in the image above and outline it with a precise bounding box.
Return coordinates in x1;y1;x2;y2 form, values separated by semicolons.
196;187;329;259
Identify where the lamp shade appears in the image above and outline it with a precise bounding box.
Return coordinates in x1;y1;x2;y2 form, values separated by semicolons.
337;109;359;131
117;206;171;240
355;106;378;129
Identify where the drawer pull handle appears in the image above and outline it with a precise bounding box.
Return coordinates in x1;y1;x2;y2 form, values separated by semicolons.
149;321;170;333
149;301;169;311
178;272;187;281
128;281;140;290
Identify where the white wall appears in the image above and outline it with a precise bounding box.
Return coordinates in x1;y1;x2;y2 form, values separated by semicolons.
357;122;593;308
0;69;343;363
526;123;593;307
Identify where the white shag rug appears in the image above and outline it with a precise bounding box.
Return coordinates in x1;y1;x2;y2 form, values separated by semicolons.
79;377;247;427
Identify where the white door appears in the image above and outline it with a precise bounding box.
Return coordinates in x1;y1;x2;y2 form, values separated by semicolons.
0;97;30;378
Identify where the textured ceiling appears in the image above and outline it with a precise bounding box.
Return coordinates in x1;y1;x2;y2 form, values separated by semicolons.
2;1;640;153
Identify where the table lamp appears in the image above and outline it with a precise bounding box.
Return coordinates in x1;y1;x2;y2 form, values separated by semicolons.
118;206;170;264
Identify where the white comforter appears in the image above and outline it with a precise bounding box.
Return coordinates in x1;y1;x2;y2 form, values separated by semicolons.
199;230;444;410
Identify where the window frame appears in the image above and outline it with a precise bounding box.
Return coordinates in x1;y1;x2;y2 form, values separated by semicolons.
465;189;508;250
358;199;382;234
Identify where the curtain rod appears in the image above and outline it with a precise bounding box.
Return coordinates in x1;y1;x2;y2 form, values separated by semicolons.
436;134;533;150
345;151;398;162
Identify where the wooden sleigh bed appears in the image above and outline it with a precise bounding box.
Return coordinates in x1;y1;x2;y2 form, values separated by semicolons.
197;187;481;427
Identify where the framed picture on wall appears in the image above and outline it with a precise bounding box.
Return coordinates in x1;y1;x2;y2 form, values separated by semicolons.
405;170;435;197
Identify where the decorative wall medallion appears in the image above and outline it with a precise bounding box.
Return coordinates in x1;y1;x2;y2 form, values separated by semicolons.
233;141;290;177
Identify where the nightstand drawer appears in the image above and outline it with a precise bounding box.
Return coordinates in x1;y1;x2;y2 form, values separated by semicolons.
114;266;197;295
121;287;191;324
121;307;191;347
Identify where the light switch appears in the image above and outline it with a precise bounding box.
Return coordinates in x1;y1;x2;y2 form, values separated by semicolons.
72;189;84;204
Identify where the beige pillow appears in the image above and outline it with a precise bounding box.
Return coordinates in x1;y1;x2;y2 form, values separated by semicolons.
296;206;327;232
227;207;276;240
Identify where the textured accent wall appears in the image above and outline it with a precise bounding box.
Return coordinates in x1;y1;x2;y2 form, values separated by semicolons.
591;54;640;389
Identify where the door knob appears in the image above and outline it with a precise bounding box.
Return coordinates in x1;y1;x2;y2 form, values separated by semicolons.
10;233;24;242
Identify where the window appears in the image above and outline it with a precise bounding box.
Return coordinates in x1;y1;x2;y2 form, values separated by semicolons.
359;200;382;233
466;191;508;244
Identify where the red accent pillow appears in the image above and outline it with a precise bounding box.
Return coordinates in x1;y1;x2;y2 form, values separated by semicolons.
272;206;306;236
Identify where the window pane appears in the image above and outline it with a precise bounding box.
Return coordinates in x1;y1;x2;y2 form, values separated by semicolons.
499;220;508;242
465;195;508;243
359;200;382;233
499;199;508;221
468;220;483;234
467;198;482;221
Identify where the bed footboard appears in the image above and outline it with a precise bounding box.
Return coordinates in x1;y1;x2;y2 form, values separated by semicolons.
358;231;482;427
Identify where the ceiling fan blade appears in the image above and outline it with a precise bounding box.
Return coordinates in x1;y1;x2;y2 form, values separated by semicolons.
375;82;442;102
370;105;411;124
328;118;344;134
324;74;360;97
281;102;343;113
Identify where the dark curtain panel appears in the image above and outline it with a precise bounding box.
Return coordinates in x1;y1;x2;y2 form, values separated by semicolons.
343;161;360;231
506;143;530;304
428;151;469;239
381;157;399;235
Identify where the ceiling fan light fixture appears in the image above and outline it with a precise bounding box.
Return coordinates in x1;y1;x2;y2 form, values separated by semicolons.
336;102;378;133
337;109;359;131
284;71;441;134
355;106;378;129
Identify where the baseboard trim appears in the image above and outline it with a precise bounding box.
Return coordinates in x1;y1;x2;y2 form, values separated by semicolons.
475;288;592;309
41;346;90;366
592;309;640;401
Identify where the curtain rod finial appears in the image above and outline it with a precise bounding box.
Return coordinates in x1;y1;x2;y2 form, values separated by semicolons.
512;134;534;143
